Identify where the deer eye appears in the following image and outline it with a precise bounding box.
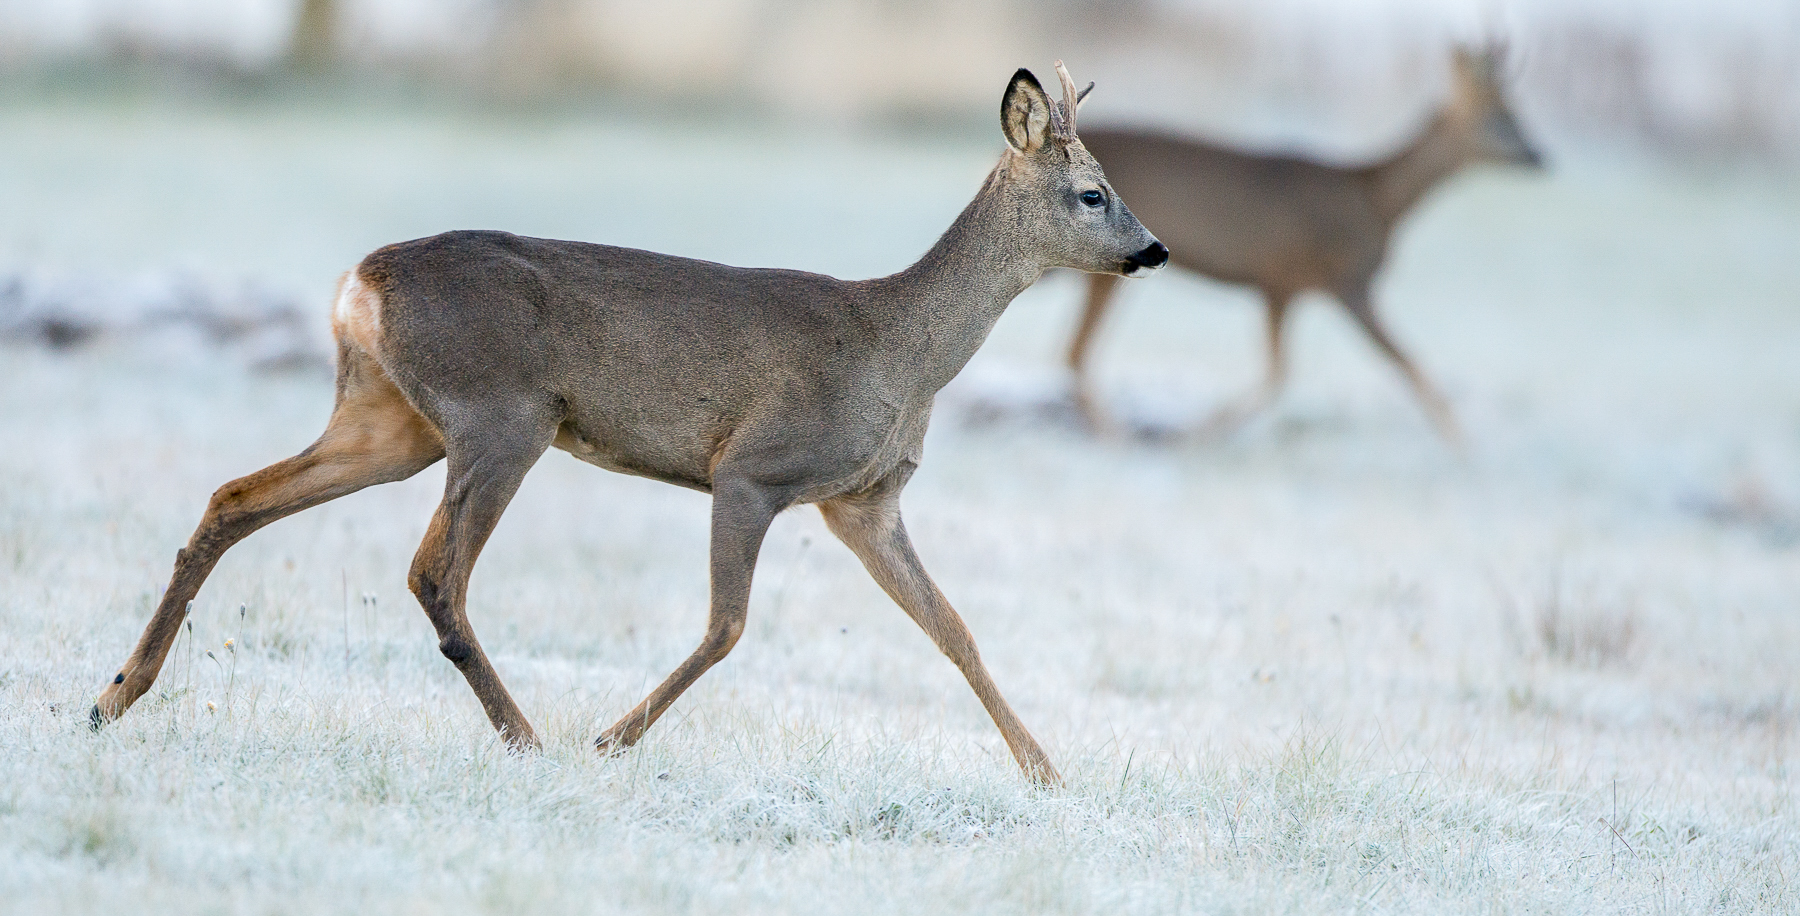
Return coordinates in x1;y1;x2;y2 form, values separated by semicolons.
1079;189;1105;208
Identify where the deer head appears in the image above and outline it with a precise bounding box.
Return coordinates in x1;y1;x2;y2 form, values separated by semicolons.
1450;44;1544;169
995;62;1168;277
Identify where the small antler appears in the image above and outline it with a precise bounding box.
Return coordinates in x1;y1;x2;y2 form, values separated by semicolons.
1049;60;1088;142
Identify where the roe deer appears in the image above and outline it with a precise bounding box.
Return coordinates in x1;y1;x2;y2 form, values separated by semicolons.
1068;46;1541;443
89;63;1166;786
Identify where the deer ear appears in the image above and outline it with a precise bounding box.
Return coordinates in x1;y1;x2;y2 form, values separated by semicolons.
1452;44;1480;71
1452;43;1498;84
1001;68;1053;153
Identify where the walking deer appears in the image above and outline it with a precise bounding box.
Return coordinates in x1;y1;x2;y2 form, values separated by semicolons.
1067;46;1541;442
89;63;1166;786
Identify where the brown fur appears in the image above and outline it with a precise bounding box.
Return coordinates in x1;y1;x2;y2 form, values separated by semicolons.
1067;47;1542;443
90;64;1165;787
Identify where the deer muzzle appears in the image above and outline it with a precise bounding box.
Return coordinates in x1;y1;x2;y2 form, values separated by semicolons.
1122;241;1169;277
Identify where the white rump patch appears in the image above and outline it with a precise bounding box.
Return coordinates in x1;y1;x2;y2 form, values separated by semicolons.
331;271;384;359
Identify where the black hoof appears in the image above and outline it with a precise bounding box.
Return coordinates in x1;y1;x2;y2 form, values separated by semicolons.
88;704;104;731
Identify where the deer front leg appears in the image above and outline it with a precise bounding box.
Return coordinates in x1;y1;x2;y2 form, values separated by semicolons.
1196;288;1293;439
820;483;1061;787
595;472;785;753
1335;281;1464;447
1067;271;1125;434
408;413;557;751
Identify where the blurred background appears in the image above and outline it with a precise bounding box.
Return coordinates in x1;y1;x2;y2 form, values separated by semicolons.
4;0;1798;146
5;0;1800;151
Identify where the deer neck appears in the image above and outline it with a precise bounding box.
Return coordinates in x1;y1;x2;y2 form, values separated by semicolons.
868;163;1046;394
1367;110;1476;225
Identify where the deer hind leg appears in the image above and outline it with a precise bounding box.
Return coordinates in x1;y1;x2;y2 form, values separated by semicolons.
92;344;445;727
819;484;1061;787
1196;288;1294;439
595;472;786;754
407;406;560;751
1335;282;1463;446
1067;271;1125;432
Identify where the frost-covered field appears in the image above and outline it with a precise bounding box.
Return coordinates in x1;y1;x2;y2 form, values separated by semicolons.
2;96;1798;913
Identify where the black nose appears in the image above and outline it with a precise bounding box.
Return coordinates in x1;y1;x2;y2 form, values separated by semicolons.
1125;241;1168;271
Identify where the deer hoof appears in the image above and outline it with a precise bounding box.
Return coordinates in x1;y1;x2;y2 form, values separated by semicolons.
595;721;652;757
89;686;126;730
1026;760;1065;790
496;725;541;755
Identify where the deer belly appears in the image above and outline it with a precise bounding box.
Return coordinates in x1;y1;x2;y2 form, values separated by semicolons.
551;422;717;493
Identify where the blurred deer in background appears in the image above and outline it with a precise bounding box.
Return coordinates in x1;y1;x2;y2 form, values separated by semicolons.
1068;46;1542;443
89;63;1165;787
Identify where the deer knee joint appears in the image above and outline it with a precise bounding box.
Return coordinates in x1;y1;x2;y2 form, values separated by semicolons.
206;485;236;511
408;569;438;605
205;482;258;522
695;616;746;661
438;635;474;664
714;615;746;647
